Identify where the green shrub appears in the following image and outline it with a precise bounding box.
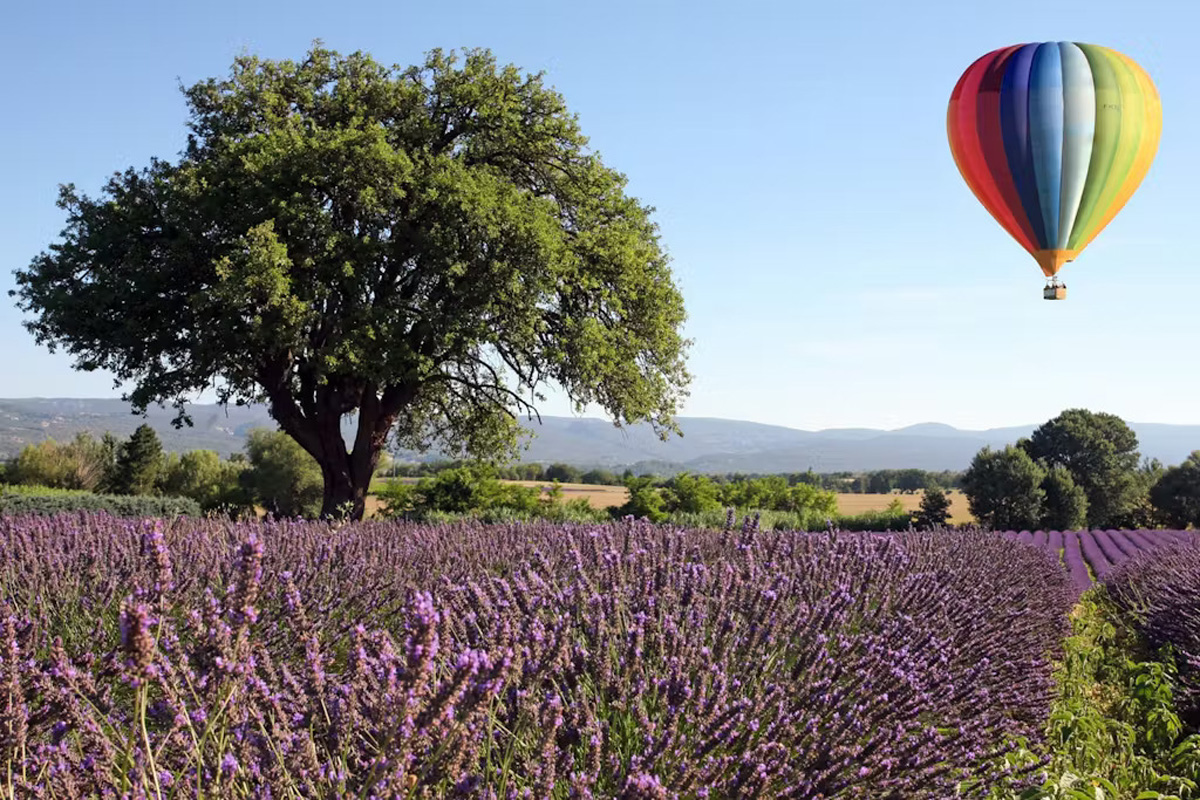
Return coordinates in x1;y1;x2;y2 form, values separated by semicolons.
1003;590;1200;799
832;508;913;532
0;491;200;518
241;428;323;518
371;466;605;523
7;433;117;491
160;449;251;513
420;499;608;526
0;483;93;497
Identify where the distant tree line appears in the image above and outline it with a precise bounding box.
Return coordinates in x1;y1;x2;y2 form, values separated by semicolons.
0;425;328;518
380;458;963;494
960;408;1200;531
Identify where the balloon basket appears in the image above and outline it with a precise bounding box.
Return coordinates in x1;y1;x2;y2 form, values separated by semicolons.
1043;285;1067;300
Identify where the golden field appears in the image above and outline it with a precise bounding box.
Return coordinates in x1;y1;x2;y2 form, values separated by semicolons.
834;489;974;525
367;478;973;524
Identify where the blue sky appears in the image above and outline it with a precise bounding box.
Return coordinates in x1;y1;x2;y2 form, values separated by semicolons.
0;0;1195;431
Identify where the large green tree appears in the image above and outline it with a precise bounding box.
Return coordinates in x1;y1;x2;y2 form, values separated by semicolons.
1038;466;1088;531
961;445;1046;531
12;46;691;519
1020;409;1141;528
1150;451;1200;529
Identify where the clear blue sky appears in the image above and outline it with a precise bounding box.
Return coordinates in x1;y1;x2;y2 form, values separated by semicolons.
1;0;1195;431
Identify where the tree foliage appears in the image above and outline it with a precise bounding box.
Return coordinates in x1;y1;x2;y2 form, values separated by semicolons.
8;433;115;492
12;45;691;520
662;472;722;515
241;428;323;518
110;424;164;496
1021;409;1141;528
1038;466;1088;531
1150;451;1200;529
544;463;583;484
912;486;951;530
961;445;1046;531
160;449;250;513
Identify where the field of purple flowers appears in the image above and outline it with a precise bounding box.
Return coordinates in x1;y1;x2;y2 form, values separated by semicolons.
1106;538;1200;731
0;513;1077;797
1002;529;1196;593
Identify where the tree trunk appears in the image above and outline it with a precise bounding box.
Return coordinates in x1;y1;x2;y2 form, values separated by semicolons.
313;383;410;521
314;415;381;521
262;368;413;523
319;457;369;521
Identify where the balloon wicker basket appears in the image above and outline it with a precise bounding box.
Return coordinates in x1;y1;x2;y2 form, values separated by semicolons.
1043;285;1067;300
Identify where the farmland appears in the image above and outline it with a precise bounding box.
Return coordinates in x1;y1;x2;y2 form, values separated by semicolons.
369;477;630;510
1006;528;1196;591
370;476;974;521
0;513;1069;796
835;488;974;523
4;511;1200;796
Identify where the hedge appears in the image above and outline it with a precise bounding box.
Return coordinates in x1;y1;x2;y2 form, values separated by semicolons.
0;492;201;518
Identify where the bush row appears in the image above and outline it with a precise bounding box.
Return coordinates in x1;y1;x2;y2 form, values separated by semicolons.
0;490;201;517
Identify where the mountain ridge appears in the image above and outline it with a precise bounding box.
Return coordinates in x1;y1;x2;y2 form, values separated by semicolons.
1;397;1199;473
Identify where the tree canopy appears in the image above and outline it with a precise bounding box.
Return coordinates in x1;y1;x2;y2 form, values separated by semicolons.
1020;409;1141;528
241;428;324;518
111;424;164;496
961;445;1045;531
12;45;691;519
1150;451;1200;529
1038;466;1088;531
912;486;952;530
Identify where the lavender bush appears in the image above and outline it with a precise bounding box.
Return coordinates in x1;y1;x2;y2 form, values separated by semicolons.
0;513;1073;797
1106;538;1200;730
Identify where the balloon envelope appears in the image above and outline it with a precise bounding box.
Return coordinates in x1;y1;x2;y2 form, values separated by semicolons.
947;42;1161;277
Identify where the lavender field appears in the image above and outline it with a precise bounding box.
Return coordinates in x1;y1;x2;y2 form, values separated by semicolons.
0;512;1082;798
1001;528;1198;592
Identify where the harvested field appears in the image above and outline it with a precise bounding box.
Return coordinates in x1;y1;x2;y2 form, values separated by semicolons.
368;479;972;523
835;491;974;524
365;478;629;516
504;480;629;509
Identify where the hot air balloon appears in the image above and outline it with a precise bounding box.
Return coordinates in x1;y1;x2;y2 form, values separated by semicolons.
947;42;1161;299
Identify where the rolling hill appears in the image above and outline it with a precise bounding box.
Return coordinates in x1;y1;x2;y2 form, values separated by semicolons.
2;398;1199;473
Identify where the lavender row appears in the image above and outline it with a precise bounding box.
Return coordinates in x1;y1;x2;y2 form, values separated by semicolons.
1106;539;1200;728
1003;528;1196;593
0;513;1074;797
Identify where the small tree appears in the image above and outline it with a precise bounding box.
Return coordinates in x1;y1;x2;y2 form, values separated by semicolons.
783;483;839;517
544;463;583;484
241;428;323;518
581;468;618;486
9;433;115;491
662;472;721;515
11;440;75;489
962;445;1046;531
867;472;894;494
895;469;930;494
1150;451;1200;529
111;425;164;495
1038;466;1088;530
160;449;249;512
913;486;952;530
617;475;667;523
